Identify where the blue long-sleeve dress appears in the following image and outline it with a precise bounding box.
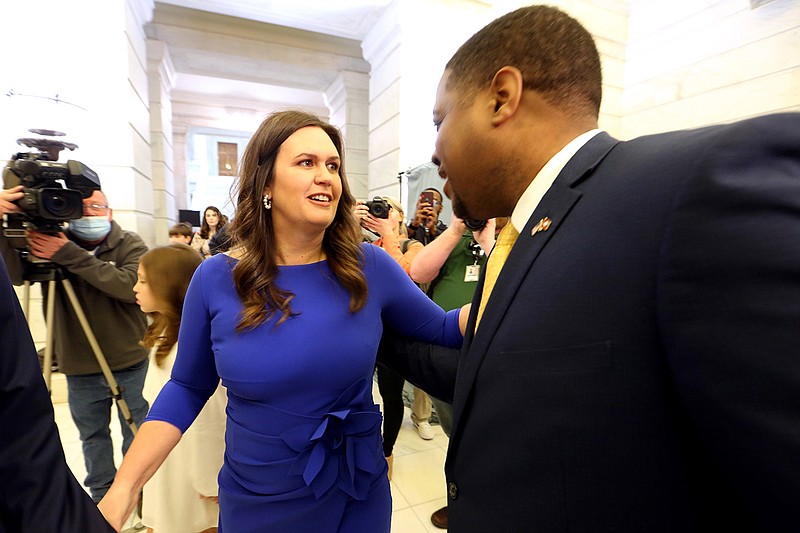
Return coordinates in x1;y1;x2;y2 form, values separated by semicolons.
146;243;462;532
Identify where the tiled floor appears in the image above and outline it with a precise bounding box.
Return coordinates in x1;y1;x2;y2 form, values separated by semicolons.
52;373;450;532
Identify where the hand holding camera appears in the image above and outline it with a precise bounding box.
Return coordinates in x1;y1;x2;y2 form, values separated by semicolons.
354;198;393;239
412;192;437;229
27;230;69;260
0;186;24;216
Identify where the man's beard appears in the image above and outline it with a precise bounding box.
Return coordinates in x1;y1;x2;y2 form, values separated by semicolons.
444;181;472;220
450;193;470;220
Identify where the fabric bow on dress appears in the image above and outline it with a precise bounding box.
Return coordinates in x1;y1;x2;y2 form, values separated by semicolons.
281;379;384;499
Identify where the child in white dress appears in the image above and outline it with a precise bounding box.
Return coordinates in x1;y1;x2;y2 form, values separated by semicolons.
134;244;227;533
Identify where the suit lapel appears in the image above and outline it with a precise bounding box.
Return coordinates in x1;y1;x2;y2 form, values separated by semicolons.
450;132;619;439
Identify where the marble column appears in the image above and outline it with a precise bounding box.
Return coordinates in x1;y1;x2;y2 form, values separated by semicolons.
325;71;370;200
147;39;177;246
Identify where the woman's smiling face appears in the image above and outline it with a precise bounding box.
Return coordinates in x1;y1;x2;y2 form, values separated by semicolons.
266;126;343;235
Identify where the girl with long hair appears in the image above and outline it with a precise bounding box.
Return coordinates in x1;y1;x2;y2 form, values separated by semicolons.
135;244;226;533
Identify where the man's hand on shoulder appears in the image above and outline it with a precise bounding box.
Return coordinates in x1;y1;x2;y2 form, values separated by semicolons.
27;230;70;260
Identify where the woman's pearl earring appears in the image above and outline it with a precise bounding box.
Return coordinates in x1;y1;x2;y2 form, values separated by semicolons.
263;194;272;210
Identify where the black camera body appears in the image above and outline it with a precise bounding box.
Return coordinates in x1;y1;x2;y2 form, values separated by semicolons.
364;196;390;219
3;153;101;233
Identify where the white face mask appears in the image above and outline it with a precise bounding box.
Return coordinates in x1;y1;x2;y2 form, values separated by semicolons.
69;216;111;241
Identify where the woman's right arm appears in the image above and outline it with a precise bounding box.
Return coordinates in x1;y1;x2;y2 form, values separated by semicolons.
98;421;182;531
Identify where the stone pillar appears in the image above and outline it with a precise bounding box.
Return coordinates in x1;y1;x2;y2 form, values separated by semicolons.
92;0;155;244
173;124;190;212
362;0;492;208
325;71;370;200
147;39;177;246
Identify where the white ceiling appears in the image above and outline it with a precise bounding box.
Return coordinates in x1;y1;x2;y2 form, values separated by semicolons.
156;1;390;127
159;0;392;40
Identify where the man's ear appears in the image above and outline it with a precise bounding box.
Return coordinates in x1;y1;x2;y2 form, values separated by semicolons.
489;66;523;127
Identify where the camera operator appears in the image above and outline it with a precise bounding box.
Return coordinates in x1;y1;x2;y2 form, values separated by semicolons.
407;188;447;245
0;185;149;503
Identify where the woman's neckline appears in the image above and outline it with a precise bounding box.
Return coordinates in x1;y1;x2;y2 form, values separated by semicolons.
221;251;328;267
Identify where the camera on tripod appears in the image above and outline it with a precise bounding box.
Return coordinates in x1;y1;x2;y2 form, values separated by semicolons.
2;130;101;253
364;196;390;219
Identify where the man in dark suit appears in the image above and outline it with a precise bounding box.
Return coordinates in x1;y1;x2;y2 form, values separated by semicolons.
381;5;800;531
0;253;114;532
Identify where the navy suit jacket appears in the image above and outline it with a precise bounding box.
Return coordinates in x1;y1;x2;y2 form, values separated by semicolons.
383;113;800;532
0;256;114;532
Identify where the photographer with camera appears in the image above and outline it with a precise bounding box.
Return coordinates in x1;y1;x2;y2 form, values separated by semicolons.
355;196;421;273
354;196;437;467
0;185;150;504
407;188;447;245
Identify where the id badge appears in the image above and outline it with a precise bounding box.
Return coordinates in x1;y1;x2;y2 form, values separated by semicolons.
464;264;481;282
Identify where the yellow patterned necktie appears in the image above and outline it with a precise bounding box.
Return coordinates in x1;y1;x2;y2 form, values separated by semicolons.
475;221;519;330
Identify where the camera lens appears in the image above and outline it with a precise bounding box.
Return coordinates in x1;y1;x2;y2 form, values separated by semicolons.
366;197;390;219
40;188;84;220
371;204;385;217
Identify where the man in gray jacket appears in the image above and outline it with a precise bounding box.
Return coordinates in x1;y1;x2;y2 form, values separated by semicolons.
1;185;148;502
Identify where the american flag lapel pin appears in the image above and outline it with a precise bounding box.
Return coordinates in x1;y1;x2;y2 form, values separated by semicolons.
531;217;552;236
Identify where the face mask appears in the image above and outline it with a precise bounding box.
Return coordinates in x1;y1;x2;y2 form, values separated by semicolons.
70;216;111;242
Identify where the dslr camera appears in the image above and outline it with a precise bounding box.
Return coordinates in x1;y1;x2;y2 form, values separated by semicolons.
364;196;390;219
3;132;101;250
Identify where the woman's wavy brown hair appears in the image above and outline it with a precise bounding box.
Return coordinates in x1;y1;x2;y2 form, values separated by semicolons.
140;244;203;366
228;110;367;331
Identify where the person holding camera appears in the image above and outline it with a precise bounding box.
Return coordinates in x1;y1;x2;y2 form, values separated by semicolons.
0;185;150;504
407;188;447;245
354;196;435;472
354;196;421;274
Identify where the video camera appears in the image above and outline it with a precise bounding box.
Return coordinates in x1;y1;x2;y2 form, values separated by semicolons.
3;131;100;232
2;130;101;257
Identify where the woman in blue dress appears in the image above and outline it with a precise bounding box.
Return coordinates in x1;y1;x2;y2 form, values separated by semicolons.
99;110;467;532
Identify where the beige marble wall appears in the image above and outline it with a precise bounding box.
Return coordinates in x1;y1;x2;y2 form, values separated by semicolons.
622;0;800;138
363;0;493;205
325;71;371;200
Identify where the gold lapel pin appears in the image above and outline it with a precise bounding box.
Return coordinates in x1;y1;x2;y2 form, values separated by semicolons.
531;217;552;236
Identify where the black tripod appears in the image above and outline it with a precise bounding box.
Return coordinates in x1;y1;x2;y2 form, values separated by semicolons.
20;261;138;435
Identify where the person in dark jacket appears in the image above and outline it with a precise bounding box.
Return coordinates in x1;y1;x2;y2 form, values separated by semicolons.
0;253;114;532
381;5;800;531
